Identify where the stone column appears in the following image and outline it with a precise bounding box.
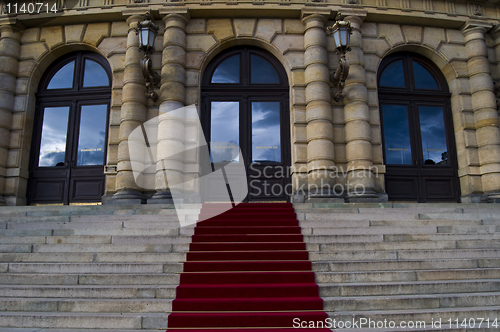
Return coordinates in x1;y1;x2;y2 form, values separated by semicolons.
109;14;148;203
463;22;500;203
302;14;336;200
148;12;189;203
343;13;380;202
0;22;22;206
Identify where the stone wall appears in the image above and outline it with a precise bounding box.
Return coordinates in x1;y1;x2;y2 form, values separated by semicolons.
2;3;500;204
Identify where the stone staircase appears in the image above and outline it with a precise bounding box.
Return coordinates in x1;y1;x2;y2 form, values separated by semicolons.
295;203;500;331
0;203;499;331
0;204;199;331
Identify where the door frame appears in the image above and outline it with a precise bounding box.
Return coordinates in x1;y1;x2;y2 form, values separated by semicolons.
201;46;291;202
28;51;111;205
378;52;460;202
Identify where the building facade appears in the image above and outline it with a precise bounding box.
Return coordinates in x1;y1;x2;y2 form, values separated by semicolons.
1;0;500;206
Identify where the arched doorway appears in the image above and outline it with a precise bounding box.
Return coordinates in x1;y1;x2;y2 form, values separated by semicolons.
377;52;460;202
28;51;111;205
201;47;291;201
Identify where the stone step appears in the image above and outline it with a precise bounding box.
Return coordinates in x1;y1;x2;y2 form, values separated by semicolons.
370;219;483;226
437;225;500;234
0;252;186;263
46;236;112;244
304;235;384;243
299;220;370;228
0;297;173;313
312;249;500;261
0;329;160;332
0;285;176;299
313;258;480;272
456;240;500;249
318;279;500;297
0;244;32;253
110;236;192;245
7;263;167;274
32;244;181;253
0;311;168;329
51;228;191;237
328;305;500;325
7;222;124;230
420;212;500;220
0;273;180;285
0;236;48;244
309;240;457;252
0;230;52;237
70;215;181;223
315;268;500;283
7;220;185;230
302;213;420;221
384;233;500;242
397;249;500;260
0;253;95;263
305;226;438;235
322;292;500;311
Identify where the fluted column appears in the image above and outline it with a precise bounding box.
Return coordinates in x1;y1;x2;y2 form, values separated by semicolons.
149;12;189;203
302;14;336;199
343;14;379;202
0;23;22;206
463;22;500;203
110;14;148;203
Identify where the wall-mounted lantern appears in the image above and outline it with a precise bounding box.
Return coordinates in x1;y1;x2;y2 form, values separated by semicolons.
136;12;160;102
327;18;352;102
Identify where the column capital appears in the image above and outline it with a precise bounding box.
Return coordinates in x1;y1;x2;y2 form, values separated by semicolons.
123;11;148;27
160;8;190;20
0;18;25;34
489;24;500;42
461;19;493;35
301;9;331;22
338;8;367;22
161;10;190;29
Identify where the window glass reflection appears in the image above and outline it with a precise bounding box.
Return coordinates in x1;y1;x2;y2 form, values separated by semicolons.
379;60;405;88
251;55;280;84
77;105;108;166
47;61;75;89
38;107;70;167
83;60;110;88
413;62;439;90
381;104;412;165
211;102;239;163
252;102;281;163
419;106;448;165
211;55;240;83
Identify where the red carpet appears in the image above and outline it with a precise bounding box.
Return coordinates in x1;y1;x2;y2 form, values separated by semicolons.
166;203;332;331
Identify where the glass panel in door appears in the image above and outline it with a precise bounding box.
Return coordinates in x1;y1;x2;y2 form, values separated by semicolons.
251;101;281;163
38;106;70;167
77;104;108;166
381;104;412;165
419;106;448;165
210;101;240;163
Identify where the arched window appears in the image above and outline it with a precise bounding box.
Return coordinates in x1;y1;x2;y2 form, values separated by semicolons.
28;52;111;204
201;47;290;201
378;52;459;202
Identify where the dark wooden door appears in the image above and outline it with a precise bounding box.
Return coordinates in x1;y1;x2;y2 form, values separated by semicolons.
201;47;291;202
28;52;111;204
378;53;460;202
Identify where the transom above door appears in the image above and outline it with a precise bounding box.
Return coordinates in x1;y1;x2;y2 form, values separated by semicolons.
378;52;460;202
28;52;111;205
201;47;290;202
